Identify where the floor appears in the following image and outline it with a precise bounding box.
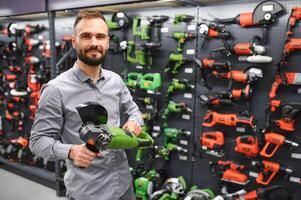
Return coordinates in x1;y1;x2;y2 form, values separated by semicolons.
0;168;66;200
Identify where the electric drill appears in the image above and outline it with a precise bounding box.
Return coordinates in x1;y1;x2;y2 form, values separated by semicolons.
170;31;195;52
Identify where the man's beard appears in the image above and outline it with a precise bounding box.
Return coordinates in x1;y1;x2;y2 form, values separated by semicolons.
77;46;106;66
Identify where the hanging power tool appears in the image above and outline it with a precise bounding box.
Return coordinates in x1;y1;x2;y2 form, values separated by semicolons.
199;84;253;115
213;0;285;43
169;31;196;53
164;52;194;75
163;127;191;146
107;11;130;30
210;36;272;63
125;72;142;91
239;185;293;200
202;110;256;132
266;100;301;132
200;131;225;157
198;23;232;49
210;160;249;185
7;22;46;37
251;160;292;185
76;102;154;153
166;79;195;100
269;72;301;99
260;132;298;158
173;14;195;25
161;101;192;127
287;7;301;38
150;176;187;200
133;15;169;42
234;135;259;157
140;73;161;93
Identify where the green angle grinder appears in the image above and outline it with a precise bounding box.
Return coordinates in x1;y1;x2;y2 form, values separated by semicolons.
76;102;154;152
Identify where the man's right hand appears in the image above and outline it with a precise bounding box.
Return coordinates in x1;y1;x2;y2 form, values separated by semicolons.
68;144;99;168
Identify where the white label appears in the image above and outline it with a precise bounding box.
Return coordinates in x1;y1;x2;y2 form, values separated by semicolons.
187;25;196;31
186;49;195;55
179;155;187;161
185;68;193;74
153;126;161;131
136;65;143;69
184;93;192;99
117;12;125;18
201;146;208;150
161;27;169;33
147;90;155;94
289;176;300;183
249;171;258;178
182;114;190;120
291;153;301;159
262;5;274;12
38;35;44;40
180;140;188;146
152;132;159;138
146;105;154;110
297;88;301;94
236;127;246;133
295;74;301;83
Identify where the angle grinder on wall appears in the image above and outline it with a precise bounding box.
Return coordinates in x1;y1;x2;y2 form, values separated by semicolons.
75;102;154;153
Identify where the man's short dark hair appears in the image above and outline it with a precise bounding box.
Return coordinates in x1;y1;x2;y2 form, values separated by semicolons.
73;9;107;29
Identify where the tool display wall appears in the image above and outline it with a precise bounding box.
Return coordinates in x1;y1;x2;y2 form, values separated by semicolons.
1;0;301;199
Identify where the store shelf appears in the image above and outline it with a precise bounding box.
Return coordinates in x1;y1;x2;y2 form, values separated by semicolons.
0;157;56;189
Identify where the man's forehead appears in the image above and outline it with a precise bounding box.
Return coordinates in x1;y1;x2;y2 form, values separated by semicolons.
75;18;108;34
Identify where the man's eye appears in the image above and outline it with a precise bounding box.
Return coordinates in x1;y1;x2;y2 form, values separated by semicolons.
96;35;107;40
82;35;90;39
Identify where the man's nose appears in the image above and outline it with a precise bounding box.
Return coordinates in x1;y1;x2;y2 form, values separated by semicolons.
90;36;99;45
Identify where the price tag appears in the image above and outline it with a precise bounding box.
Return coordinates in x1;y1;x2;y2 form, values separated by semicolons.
186;49;195;55
161;27;169;33
38;35;44;40
147;90;155;94
184;93;192;99
291;153;301;159
182;114;190;120
117;12;125;18
187;25;196;31
153;126;161;131
289;176;300;183
185;68;193;74
179;155;188;161
146;105;154;110
236;127;246;133
249;171;258;178
152;132;159;138
136;65;143;69
180;140;188;146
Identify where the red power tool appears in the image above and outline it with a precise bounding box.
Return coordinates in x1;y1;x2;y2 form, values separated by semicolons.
200;131;224;157
252;160;292;185
287;7;301;37
235;135;259;157
210;160;249;185
260;132;298;158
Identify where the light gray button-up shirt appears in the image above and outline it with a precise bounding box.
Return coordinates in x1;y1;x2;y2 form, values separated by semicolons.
29;62;143;200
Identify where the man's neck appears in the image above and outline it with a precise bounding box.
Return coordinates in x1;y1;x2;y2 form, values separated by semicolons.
77;59;101;83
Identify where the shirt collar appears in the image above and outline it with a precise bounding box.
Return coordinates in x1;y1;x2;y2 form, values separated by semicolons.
73;62;107;83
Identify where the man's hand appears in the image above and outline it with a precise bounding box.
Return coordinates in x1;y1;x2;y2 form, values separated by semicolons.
122;120;141;136
68;144;102;168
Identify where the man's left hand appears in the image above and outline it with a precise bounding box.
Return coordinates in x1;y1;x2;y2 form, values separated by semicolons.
122;120;141;136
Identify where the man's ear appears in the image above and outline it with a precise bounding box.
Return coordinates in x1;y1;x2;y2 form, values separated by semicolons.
71;35;77;49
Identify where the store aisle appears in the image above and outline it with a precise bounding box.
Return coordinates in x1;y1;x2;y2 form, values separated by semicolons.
0;168;66;200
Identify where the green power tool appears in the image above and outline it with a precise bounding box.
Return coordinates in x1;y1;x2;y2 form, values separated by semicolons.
76;102;154;153
161;101;192;127
125;72;143;91
163;128;191;146
164;53;193;74
127;41;146;66
140;73;161;93
107;12;130;30
173;14;195;25
166;79;195;99
170;31;196;52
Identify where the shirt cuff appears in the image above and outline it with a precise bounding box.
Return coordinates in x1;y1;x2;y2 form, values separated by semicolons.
128;115;144;126
53;142;73;160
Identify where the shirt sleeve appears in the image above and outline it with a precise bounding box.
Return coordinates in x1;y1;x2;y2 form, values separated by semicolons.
29;84;72;161
120;81;144;126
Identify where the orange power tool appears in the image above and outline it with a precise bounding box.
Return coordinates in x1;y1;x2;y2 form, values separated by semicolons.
252;160;292;185
269;72;301;99
235;135;259;157
260;132;298;158
200;131;224;157
202;110;256;129
287;7;301;37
